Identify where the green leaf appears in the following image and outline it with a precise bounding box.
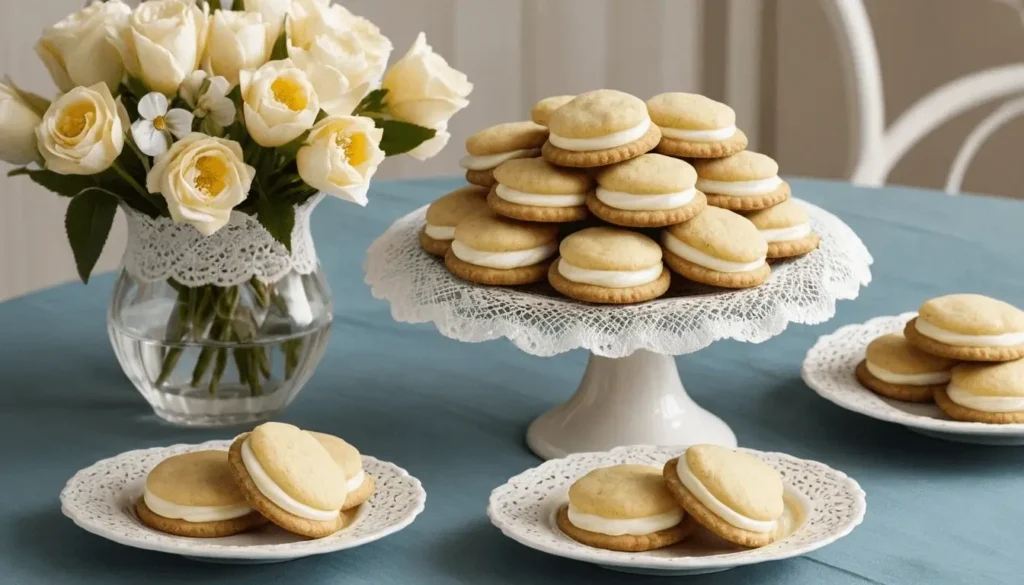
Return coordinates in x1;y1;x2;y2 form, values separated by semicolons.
232;0;245;9
122;78;149;100
8;167;96;198
352;89;388;115
276;132;309;161
65;188;119;284
207;0;222;11
255;196;295;252
270;28;289;61
375;119;437;157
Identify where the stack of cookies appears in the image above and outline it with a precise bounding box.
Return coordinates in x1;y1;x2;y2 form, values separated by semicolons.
857;293;1024;424
422;89;820;305
556;445;789;552
135;422;375;539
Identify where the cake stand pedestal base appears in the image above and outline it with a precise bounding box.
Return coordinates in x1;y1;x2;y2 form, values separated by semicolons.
526;350;737;460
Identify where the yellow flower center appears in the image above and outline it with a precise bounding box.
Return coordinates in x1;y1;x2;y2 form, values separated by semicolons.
271;77;308;112
336;132;369;166
57;101;95;137
153;116;168;131
194;156;229;197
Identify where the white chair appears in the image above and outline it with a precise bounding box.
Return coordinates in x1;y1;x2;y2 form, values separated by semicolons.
822;0;1024;193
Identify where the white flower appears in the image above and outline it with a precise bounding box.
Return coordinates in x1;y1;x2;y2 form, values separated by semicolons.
180;71;237;136
381;32;471;160
35;0;131;93
239;59;319;147
204;9;272;88
0;78;47;165
287;0;392;116
114;0;208;95
131;93;194;156
297;115;384;206
243;0;293;42
36;83;125;175
146;133;256;236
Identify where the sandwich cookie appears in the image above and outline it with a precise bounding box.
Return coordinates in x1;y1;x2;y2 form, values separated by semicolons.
460;121;549;188
905;294;1024;362
530;95;575;127
421;186;491;257
662;207;770;288
647;92;748;159
589;154;707;227
228;422;350;538
542;89;661;168
556;464;693;552
549;227;670;304
935;359;1024;424
744;200;819;259
856;333;957;402
693;151;790;211
309;431;375;511
488;157;592;223
445;212;559;286
664;445;785;548
136;450;267;538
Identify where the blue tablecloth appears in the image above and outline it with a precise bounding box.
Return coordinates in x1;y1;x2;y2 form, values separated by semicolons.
1;178;1022;585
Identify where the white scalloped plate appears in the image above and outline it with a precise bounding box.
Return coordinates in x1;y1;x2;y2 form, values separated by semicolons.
59;440;426;563
487;446;865;576
802;313;1024;445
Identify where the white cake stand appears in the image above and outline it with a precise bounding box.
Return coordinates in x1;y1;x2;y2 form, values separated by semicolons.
365;198;872;460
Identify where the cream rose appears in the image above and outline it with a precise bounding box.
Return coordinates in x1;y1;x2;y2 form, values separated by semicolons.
287;0;392;116
36;83;125;175
239;59;320;147
35;0;131;93
243;0;292;42
0;79;47;165
381;32;471;160
204;9;272;88
115;0;208;95
146;133;255;236
296;115;384;206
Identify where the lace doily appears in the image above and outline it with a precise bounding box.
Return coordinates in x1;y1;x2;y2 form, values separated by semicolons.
803;313;1024;440
364;199;873;358
59;439;426;562
122;195;323;287
487;445;866;574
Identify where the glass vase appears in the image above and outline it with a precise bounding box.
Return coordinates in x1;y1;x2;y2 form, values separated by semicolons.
107;196;332;427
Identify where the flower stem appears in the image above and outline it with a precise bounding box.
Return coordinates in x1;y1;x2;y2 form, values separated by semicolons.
111;159;151;201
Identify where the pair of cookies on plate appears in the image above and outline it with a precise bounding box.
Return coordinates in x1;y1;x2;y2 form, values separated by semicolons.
136;423;375;539
558;445;787;552
857;294;1024;424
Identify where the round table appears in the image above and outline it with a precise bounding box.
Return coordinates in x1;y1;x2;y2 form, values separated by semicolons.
1;178;1021;585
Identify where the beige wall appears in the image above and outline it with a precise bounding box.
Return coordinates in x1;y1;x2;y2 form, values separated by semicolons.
773;0;1024;196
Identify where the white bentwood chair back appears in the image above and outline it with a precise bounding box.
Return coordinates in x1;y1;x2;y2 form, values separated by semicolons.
822;0;1024;193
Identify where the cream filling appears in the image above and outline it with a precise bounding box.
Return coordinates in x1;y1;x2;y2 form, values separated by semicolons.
451;240;557;270
595;187;696;211
424;224;456;241
566;504;684;536
696;176;783;197
946;384;1024;413
558;259;663;289
459;148;541;171
495;184;586;208
760;223;811;243
549;118;650;152
915;318;1024;347
663;232;765;273
241;438;342;522
675;457;778;533
142;489;253;523
346;470;365;492
659;124;737;142
865;361;951;386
